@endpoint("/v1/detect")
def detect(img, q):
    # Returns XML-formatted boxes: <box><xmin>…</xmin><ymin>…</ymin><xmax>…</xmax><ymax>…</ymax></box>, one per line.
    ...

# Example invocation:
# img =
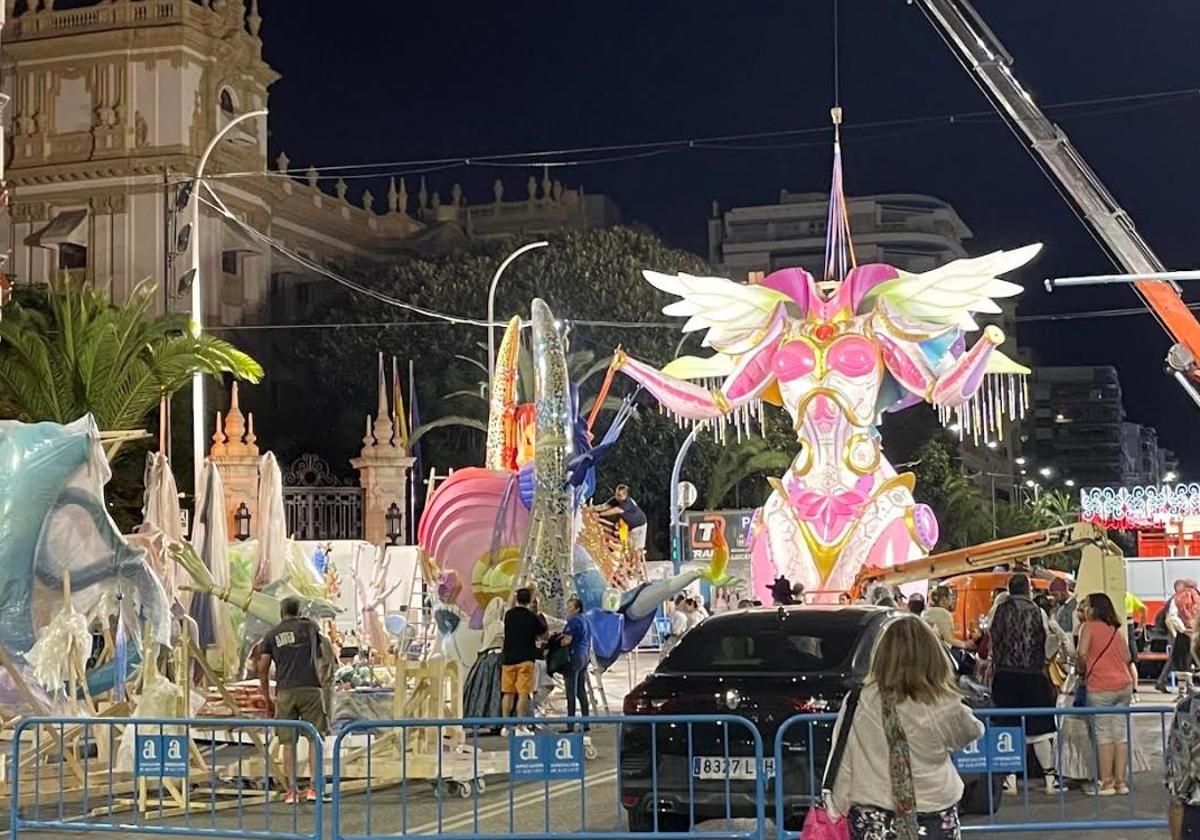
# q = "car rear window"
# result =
<box><xmin>661</xmin><ymin>618</ymin><xmax>862</xmax><ymax>673</ymax></box>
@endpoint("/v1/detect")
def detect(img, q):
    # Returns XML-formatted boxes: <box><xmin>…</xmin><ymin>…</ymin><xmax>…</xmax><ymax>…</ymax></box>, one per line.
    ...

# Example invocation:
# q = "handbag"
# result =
<box><xmin>800</xmin><ymin>688</ymin><xmax>861</xmax><ymax>840</ymax></box>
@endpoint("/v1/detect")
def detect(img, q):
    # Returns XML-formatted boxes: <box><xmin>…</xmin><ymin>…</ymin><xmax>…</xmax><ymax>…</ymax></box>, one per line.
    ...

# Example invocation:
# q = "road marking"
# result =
<box><xmin>404</xmin><ymin>768</ymin><xmax>618</xmax><ymax>834</ymax></box>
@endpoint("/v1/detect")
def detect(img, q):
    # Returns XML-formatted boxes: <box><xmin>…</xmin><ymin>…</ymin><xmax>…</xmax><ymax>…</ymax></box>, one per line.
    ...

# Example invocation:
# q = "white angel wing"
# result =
<box><xmin>644</xmin><ymin>270</ymin><xmax>789</xmax><ymax>356</ymax></box>
<box><xmin>860</xmin><ymin>244</ymin><xmax>1041</xmax><ymax>331</ymax></box>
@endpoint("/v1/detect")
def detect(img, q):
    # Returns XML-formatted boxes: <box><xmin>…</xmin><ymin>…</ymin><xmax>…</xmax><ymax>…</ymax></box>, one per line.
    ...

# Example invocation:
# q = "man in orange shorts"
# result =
<box><xmin>501</xmin><ymin>587</ymin><xmax>545</xmax><ymax>733</ymax></box>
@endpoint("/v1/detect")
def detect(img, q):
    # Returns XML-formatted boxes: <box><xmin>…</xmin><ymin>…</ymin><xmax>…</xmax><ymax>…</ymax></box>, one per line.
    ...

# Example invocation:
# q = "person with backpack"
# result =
<box><xmin>824</xmin><ymin>616</ymin><xmax>984</xmax><ymax>839</ymax></box>
<box><xmin>989</xmin><ymin>573</ymin><xmax>1062</xmax><ymax>793</ymax></box>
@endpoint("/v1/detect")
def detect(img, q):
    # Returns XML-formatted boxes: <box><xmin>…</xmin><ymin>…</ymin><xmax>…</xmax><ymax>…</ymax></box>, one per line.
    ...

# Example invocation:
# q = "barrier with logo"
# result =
<box><xmin>8</xmin><ymin>707</ymin><xmax>1176</xmax><ymax>839</ymax></box>
<box><xmin>9</xmin><ymin>716</ymin><xmax>323</xmax><ymax>840</ymax></box>
<box><xmin>330</xmin><ymin>714</ymin><xmax>766</xmax><ymax>840</ymax></box>
<box><xmin>773</xmin><ymin>705</ymin><xmax>1174</xmax><ymax>836</ymax></box>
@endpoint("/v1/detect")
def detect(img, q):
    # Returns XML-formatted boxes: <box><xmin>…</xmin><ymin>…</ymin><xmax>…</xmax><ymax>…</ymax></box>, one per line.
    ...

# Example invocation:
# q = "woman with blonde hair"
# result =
<box><xmin>828</xmin><ymin>616</ymin><xmax>984</xmax><ymax>839</ymax></box>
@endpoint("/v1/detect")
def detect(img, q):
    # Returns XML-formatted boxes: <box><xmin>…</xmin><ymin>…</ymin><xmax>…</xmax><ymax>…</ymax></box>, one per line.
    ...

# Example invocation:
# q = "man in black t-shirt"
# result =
<box><xmin>501</xmin><ymin>587</ymin><xmax>546</xmax><ymax>731</ymax></box>
<box><xmin>258</xmin><ymin>597</ymin><xmax>328</xmax><ymax>803</ymax></box>
<box><xmin>598</xmin><ymin>485</ymin><xmax>648</xmax><ymax>553</ymax></box>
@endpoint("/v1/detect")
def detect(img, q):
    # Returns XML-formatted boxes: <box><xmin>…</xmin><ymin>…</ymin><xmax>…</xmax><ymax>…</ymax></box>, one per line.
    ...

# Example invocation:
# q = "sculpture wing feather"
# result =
<box><xmin>644</xmin><ymin>270</ymin><xmax>789</xmax><ymax>356</ymax></box>
<box><xmin>860</xmin><ymin>244</ymin><xmax>1041</xmax><ymax>331</ymax></box>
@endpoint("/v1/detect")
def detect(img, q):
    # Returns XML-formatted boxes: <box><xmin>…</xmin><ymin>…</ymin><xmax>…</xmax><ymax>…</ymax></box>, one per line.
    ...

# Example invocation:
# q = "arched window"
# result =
<box><xmin>219</xmin><ymin>88</ymin><xmax>236</xmax><ymax>119</ymax></box>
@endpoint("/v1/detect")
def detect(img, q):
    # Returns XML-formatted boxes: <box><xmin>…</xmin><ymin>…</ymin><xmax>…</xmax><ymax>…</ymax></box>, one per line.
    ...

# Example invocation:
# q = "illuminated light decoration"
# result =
<box><xmin>1079</xmin><ymin>483</ymin><xmax>1200</xmax><ymax>530</ymax></box>
<box><xmin>614</xmin><ymin>142</ymin><xmax>1038</xmax><ymax>601</ymax></box>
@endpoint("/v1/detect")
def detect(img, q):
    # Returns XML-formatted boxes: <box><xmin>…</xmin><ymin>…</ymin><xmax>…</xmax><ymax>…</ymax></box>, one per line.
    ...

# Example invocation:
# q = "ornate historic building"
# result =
<box><xmin>0</xmin><ymin>0</ymin><xmax>620</xmax><ymax>327</ymax></box>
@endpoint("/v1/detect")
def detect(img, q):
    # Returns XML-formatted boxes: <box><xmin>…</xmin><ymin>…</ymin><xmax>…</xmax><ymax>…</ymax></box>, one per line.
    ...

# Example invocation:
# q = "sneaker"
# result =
<box><xmin>305</xmin><ymin>788</ymin><xmax>317</xmax><ymax>803</ymax></box>
<box><xmin>282</xmin><ymin>790</ymin><xmax>300</xmax><ymax>804</ymax></box>
<box><xmin>1002</xmin><ymin>774</ymin><xmax>1018</xmax><ymax>794</ymax></box>
<box><xmin>514</xmin><ymin>726</ymin><xmax>534</xmax><ymax>736</ymax></box>
<box><xmin>1044</xmin><ymin>774</ymin><xmax>1063</xmax><ymax>795</ymax></box>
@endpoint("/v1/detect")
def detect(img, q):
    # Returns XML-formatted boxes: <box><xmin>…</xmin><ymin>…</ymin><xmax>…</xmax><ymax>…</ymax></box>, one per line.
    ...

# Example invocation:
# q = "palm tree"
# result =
<box><xmin>0</xmin><ymin>280</ymin><xmax>262</xmax><ymax>459</ymax></box>
<box><xmin>703</xmin><ymin>435</ymin><xmax>793</xmax><ymax>510</ymax></box>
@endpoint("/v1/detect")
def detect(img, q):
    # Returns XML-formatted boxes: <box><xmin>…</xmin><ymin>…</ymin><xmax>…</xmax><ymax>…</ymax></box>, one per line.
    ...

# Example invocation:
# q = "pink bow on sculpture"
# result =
<box><xmin>788</xmin><ymin>475</ymin><xmax>875</xmax><ymax>542</ymax></box>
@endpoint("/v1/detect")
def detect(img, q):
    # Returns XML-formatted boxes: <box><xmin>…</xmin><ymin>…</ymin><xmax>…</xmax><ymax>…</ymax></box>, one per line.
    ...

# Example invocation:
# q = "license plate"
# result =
<box><xmin>691</xmin><ymin>756</ymin><xmax>775</xmax><ymax>780</ymax></box>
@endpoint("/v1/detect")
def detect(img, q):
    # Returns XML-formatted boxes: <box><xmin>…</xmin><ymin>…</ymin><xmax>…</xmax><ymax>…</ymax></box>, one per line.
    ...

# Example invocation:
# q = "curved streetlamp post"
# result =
<box><xmin>190</xmin><ymin>108</ymin><xmax>267</xmax><ymax>502</ymax></box>
<box><xmin>486</xmin><ymin>241</ymin><xmax>548</xmax><ymax>387</ymax></box>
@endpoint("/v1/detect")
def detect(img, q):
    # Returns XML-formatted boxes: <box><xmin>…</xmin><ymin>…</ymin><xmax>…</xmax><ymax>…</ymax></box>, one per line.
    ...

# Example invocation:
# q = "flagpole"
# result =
<box><xmin>408</xmin><ymin>357</ymin><xmax>417</xmax><ymax>545</ymax></box>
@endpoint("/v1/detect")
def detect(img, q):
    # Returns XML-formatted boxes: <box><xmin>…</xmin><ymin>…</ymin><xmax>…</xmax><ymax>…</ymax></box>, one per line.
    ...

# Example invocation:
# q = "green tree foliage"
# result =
<box><xmin>260</xmin><ymin>227</ymin><xmax>805</xmax><ymax>551</ymax></box>
<box><xmin>0</xmin><ymin>280</ymin><xmax>262</xmax><ymax>438</ymax></box>
<box><xmin>0</xmin><ymin>281</ymin><xmax>262</xmax><ymax>531</ymax></box>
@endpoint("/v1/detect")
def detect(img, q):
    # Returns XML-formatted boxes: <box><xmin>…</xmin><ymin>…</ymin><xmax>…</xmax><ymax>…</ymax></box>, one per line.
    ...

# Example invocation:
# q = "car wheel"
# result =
<box><xmin>959</xmin><ymin>777</ymin><xmax>1003</xmax><ymax>815</ymax></box>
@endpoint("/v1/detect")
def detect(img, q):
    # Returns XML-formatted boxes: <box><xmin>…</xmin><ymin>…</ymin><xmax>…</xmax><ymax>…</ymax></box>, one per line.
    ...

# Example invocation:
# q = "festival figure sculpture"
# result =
<box><xmin>615</xmin><ymin>240</ymin><xmax>1037</xmax><ymax>601</ymax></box>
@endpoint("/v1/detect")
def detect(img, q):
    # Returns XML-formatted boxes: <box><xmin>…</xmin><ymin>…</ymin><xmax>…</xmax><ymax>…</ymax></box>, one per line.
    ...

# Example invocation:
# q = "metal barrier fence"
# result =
<box><xmin>9</xmin><ymin>716</ymin><xmax>323</xmax><ymax>840</ymax></box>
<box><xmin>330</xmin><ymin>715</ymin><xmax>766</xmax><ymax>840</ymax></box>
<box><xmin>774</xmin><ymin>704</ymin><xmax>1174</xmax><ymax>837</ymax></box>
<box><xmin>6</xmin><ymin>707</ymin><xmax>1179</xmax><ymax>839</ymax></box>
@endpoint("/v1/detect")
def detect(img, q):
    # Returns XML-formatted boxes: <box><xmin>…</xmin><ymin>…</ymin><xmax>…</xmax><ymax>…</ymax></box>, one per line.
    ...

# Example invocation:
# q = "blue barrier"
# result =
<box><xmin>9</xmin><ymin>716</ymin><xmax>323</xmax><ymax>840</ymax></box>
<box><xmin>330</xmin><ymin>714</ymin><xmax>766</xmax><ymax>840</ymax></box>
<box><xmin>6</xmin><ymin>706</ymin><xmax>1177</xmax><ymax>839</ymax></box>
<box><xmin>772</xmin><ymin>704</ymin><xmax>1174</xmax><ymax>837</ymax></box>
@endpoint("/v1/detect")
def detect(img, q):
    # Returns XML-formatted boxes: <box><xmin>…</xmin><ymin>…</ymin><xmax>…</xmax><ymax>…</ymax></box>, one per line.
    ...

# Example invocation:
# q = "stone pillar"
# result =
<box><xmin>210</xmin><ymin>381</ymin><xmax>261</xmax><ymax>539</ymax></box>
<box><xmin>352</xmin><ymin>356</ymin><xmax>414</xmax><ymax>546</ymax></box>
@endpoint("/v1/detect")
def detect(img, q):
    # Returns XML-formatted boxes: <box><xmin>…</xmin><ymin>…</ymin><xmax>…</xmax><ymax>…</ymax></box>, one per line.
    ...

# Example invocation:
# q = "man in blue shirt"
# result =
<box><xmin>560</xmin><ymin>595</ymin><xmax>592</xmax><ymax>733</ymax></box>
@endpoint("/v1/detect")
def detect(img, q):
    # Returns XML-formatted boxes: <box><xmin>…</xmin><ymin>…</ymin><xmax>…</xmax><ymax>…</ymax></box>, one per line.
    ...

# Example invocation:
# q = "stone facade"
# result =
<box><xmin>0</xmin><ymin>1</ymin><xmax>620</xmax><ymax>328</ymax></box>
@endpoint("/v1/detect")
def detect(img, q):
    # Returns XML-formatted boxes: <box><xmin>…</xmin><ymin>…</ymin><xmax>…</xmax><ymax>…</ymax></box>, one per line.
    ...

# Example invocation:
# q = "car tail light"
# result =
<box><xmin>624</xmin><ymin>683</ymin><xmax>673</xmax><ymax>715</ymax></box>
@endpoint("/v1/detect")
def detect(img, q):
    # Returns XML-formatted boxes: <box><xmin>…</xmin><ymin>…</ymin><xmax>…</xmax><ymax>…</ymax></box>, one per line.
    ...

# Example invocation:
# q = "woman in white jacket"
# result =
<box><xmin>829</xmin><ymin>615</ymin><xmax>985</xmax><ymax>840</ymax></box>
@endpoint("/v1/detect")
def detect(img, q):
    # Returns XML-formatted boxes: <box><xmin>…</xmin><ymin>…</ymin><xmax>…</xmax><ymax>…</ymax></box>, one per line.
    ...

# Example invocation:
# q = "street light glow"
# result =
<box><xmin>1015</xmin><ymin>456</ymin><xmax>1027</xmax><ymax>466</ymax></box>
<box><xmin>1064</xmin><ymin>479</ymin><xmax>1076</xmax><ymax>487</ymax></box>
<box><xmin>1165</xmin><ymin>471</ymin><xmax>1179</xmax><ymax>483</ymax></box>
<box><xmin>1039</xmin><ymin>466</ymin><xmax>1053</xmax><ymax>478</ymax></box>
<box><xmin>1025</xmin><ymin>479</ymin><xmax>1037</xmax><ymax>488</ymax></box>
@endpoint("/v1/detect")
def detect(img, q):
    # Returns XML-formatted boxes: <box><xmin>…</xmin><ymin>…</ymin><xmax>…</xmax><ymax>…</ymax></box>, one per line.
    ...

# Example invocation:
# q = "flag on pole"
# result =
<box><xmin>408</xmin><ymin>358</ymin><xmax>422</xmax><ymax>541</ymax></box>
<box><xmin>392</xmin><ymin>356</ymin><xmax>409</xmax><ymax>447</ymax></box>
<box><xmin>409</xmin><ymin>359</ymin><xmax>422</xmax><ymax>477</ymax></box>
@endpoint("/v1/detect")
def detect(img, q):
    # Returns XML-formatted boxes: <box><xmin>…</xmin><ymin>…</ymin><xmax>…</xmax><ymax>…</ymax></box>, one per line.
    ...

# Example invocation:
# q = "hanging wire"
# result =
<box><xmin>832</xmin><ymin>0</ymin><xmax>841</xmax><ymax>110</ymax></box>
<box><xmin>200</xmin><ymin>87</ymin><xmax>1200</xmax><ymax>183</ymax></box>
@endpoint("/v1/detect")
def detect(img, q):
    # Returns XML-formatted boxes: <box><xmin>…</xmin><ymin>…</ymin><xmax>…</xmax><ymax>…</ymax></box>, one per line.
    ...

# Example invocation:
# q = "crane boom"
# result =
<box><xmin>909</xmin><ymin>0</ymin><xmax>1200</xmax><ymax>373</ymax></box>
<box><xmin>851</xmin><ymin>522</ymin><xmax>1116</xmax><ymax>594</ymax></box>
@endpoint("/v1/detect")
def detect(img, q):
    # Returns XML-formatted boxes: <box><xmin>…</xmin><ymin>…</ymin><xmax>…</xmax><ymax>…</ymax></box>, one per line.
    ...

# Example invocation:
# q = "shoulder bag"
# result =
<box><xmin>799</xmin><ymin>687</ymin><xmax>861</xmax><ymax>840</ymax></box>
<box><xmin>1074</xmin><ymin>626</ymin><xmax>1119</xmax><ymax>708</ymax></box>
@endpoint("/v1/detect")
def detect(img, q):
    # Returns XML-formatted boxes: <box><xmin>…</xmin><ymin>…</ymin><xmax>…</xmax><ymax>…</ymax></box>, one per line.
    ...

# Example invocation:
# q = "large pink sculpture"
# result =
<box><xmin>615</xmin><ymin>166</ymin><xmax>1036</xmax><ymax>601</ymax></box>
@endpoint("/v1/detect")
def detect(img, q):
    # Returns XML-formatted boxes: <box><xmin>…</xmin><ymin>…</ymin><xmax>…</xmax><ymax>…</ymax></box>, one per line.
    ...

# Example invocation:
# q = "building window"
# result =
<box><xmin>296</xmin><ymin>284</ymin><xmax>310</xmax><ymax>307</ymax></box>
<box><xmin>59</xmin><ymin>243</ymin><xmax>87</xmax><ymax>271</ymax></box>
<box><xmin>219</xmin><ymin>88</ymin><xmax>236</xmax><ymax>119</ymax></box>
<box><xmin>221</xmin><ymin>250</ymin><xmax>240</xmax><ymax>276</ymax></box>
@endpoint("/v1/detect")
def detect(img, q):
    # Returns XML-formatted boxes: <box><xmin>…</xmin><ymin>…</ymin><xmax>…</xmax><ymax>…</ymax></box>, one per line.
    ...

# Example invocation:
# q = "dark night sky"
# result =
<box><xmin>257</xmin><ymin>0</ymin><xmax>1200</xmax><ymax>470</ymax></box>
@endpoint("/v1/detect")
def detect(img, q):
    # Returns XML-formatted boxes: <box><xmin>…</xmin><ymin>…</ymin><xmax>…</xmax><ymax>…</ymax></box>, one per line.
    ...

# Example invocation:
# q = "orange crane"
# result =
<box><xmin>910</xmin><ymin>0</ymin><xmax>1200</xmax><ymax>387</ymax></box>
<box><xmin>851</xmin><ymin>522</ymin><xmax>1126</xmax><ymax>637</ymax></box>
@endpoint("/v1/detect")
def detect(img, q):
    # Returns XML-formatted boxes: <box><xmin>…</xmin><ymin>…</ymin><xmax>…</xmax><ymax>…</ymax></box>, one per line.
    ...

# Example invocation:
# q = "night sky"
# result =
<box><xmin>258</xmin><ymin>1</ymin><xmax>1200</xmax><ymax>469</ymax></box>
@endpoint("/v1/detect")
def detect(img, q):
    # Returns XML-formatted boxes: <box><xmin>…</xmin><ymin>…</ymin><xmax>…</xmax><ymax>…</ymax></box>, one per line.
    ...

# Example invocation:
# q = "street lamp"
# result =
<box><xmin>486</xmin><ymin>241</ymin><xmax>549</xmax><ymax>387</ymax></box>
<box><xmin>234</xmin><ymin>501</ymin><xmax>252</xmax><ymax>541</ymax></box>
<box><xmin>385</xmin><ymin>502</ymin><xmax>403</xmax><ymax>545</ymax></box>
<box><xmin>190</xmin><ymin>108</ymin><xmax>268</xmax><ymax>502</ymax></box>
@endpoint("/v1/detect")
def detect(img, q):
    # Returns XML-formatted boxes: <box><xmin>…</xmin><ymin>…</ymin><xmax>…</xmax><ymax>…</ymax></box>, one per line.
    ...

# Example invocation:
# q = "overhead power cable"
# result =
<box><xmin>201</xmin><ymin>87</ymin><xmax>1200</xmax><ymax>183</ymax></box>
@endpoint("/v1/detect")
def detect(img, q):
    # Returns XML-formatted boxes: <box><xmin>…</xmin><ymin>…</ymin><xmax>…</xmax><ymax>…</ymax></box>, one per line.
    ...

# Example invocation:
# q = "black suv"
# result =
<box><xmin>619</xmin><ymin>606</ymin><xmax>1000</xmax><ymax>831</ymax></box>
